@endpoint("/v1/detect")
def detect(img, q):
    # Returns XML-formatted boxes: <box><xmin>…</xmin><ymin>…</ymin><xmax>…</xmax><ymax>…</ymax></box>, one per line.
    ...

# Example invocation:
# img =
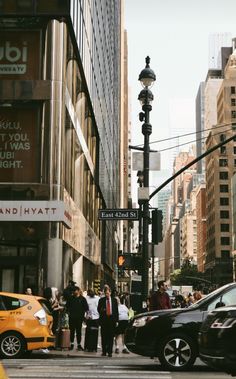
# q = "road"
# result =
<box><xmin>2</xmin><ymin>352</ymin><xmax>232</xmax><ymax>379</ymax></box>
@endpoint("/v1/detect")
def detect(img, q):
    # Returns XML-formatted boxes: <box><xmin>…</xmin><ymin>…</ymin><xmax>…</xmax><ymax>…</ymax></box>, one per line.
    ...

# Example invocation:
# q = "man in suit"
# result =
<box><xmin>97</xmin><ymin>286</ymin><xmax>118</xmax><ymax>357</ymax></box>
<box><xmin>67</xmin><ymin>286</ymin><xmax>89</xmax><ymax>350</ymax></box>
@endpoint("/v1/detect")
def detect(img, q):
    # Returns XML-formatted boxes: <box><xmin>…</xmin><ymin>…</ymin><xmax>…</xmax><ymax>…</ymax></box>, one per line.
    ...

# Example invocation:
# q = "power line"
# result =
<box><xmin>157</xmin><ymin>127</ymin><xmax>233</xmax><ymax>153</ymax></box>
<box><xmin>134</xmin><ymin>122</ymin><xmax>233</xmax><ymax>148</ymax></box>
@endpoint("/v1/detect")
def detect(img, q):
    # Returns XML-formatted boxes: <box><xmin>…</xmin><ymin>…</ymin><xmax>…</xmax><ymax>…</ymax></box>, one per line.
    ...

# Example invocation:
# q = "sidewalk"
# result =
<box><xmin>35</xmin><ymin>348</ymin><xmax>134</xmax><ymax>359</ymax></box>
<box><xmin>37</xmin><ymin>325</ymin><xmax>133</xmax><ymax>359</ymax></box>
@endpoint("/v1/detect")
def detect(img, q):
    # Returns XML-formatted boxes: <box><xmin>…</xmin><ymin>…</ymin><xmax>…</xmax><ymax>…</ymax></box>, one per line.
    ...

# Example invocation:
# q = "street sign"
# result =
<box><xmin>98</xmin><ymin>209</ymin><xmax>139</xmax><ymax>220</ymax></box>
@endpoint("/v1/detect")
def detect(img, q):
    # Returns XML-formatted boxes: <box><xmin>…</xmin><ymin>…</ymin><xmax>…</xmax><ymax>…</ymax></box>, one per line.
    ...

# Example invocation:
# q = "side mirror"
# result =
<box><xmin>215</xmin><ymin>301</ymin><xmax>225</xmax><ymax>309</ymax></box>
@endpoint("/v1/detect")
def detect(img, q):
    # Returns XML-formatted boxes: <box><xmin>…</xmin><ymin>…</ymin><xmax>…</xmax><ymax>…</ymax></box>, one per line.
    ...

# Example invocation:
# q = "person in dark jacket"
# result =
<box><xmin>97</xmin><ymin>286</ymin><xmax>119</xmax><ymax>357</ymax></box>
<box><xmin>67</xmin><ymin>286</ymin><xmax>89</xmax><ymax>350</ymax></box>
<box><xmin>149</xmin><ymin>280</ymin><xmax>172</xmax><ymax>310</ymax></box>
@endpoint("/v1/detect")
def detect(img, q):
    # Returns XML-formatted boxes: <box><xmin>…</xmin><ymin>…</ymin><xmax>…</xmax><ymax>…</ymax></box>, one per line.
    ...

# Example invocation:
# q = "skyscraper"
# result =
<box><xmin>0</xmin><ymin>1</ymin><xmax>123</xmax><ymax>292</ymax></box>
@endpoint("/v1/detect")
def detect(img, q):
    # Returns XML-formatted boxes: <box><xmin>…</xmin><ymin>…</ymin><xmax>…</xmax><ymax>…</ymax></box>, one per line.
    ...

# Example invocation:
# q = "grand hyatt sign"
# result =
<box><xmin>0</xmin><ymin>201</ymin><xmax>72</xmax><ymax>228</ymax></box>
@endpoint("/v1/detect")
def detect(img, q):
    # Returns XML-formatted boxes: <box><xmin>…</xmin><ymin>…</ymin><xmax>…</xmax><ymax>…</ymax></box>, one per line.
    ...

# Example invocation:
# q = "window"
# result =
<box><xmin>0</xmin><ymin>297</ymin><xmax>6</xmax><ymax>311</ymax></box>
<box><xmin>1</xmin><ymin>296</ymin><xmax>28</xmax><ymax>310</ymax></box>
<box><xmin>232</xmin><ymin>110</ymin><xmax>236</xmax><ymax>119</ymax></box>
<box><xmin>220</xmin><ymin>197</ymin><xmax>229</xmax><ymax>205</ymax></box>
<box><xmin>234</xmin><ymin>147</ymin><xmax>236</xmax><ymax>154</ymax></box>
<box><xmin>219</xmin><ymin>159</ymin><xmax>228</xmax><ymax>167</ymax></box>
<box><xmin>231</xmin><ymin>86</ymin><xmax>236</xmax><ymax>94</ymax></box>
<box><xmin>220</xmin><ymin>185</ymin><xmax>229</xmax><ymax>192</ymax></box>
<box><xmin>234</xmin><ymin>159</ymin><xmax>236</xmax><ymax>167</ymax></box>
<box><xmin>219</xmin><ymin>171</ymin><xmax>228</xmax><ymax>180</ymax></box>
<box><xmin>221</xmin><ymin>223</ymin><xmax>230</xmax><ymax>232</ymax></box>
<box><xmin>232</xmin><ymin>98</ymin><xmax>236</xmax><ymax>106</ymax></box>
<box><xmin>221</xmin><ymin>237</ymin><xmax>230</xmax><ymax>245</ymax></box>
<box><xmin>220</xmin><ymin>146</ymin><xmax>226</xmax><ymax>154</ymax></box>
<box><xmin>220</xmin><ymin>210</ymin><xmax>229</xmax><ymax>218</ymax></box>
<box><xmin>221</xmin><ymin>250</ymin><xmax>230</xmax><ymax>259</ymax></box>
<box><xmin>220</xmin><ymin>134</ymin><xmax>226</xmax><ymax>142</ymax></box>
<box><xmin>208</xmin><ymin>287</ymin><xmax>236</xmax><ymax>311</ymax></box>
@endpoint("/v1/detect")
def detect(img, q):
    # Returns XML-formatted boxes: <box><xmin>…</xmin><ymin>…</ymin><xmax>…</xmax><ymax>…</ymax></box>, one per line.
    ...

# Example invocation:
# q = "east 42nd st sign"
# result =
<box><xmin>98</xmin><ymin>209</ymin><xmax>139</xmax><ymax>220</ymax></box>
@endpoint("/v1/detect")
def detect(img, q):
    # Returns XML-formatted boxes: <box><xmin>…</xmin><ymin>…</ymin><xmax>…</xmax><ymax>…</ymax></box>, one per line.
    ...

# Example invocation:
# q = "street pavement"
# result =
<box><xmin>2</xmin><ymin>350</ymin><xmax>233</xmax><ymax>379</ymax></box>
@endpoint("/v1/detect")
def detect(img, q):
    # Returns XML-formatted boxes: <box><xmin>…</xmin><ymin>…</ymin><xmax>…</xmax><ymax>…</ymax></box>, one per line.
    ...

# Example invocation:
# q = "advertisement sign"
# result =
<box><xmin>0</xmin><ymin>107</ymin><xmax>40</xmax><ymax>182</ymax></box>
<box><xmin>0</xmin><ymin>30</ymin><xmax>41</xmax><ymax>79</ymax></box>
<box><xmin>0</xmin><ymin>201</ymin><xmax>72</xmax><ymax>229</ymax></box>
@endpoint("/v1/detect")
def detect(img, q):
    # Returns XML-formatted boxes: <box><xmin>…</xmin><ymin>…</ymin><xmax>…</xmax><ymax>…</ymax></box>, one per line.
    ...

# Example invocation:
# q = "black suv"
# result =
<box><xmin>199</xmin><ymin>305</ymin><xmax>236</xmax><ymax>376</ymax></box>
<box><xmin>125</xmin><ymin>282</ymin><xmax>236</xmax><ymax>371</ymax></box>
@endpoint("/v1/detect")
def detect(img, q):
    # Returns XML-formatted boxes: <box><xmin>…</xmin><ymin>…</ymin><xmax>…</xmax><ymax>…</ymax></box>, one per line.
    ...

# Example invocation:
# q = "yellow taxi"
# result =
<box><xmin>0</xmin><ymin>292</ymin><xmax>55</xmax><ymax>358</ymax></box>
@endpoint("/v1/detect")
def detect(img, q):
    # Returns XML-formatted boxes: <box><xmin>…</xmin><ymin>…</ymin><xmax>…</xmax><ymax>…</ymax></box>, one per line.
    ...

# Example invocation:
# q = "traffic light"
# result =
<box><xmin>117</xmin><ymin>253</ymin><xmax>142</xmax><ymax>271</ymax></box>
<box><xmin>152</xmin><ymin>209</ymin><xmax>163</xmax><ymax>244</ymax></box>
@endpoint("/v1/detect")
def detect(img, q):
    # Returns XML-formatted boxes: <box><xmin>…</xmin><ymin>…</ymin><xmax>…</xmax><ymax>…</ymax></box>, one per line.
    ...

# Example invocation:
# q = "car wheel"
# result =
<box><xmin>0</xmin><ymin>332</ymin><xmax>26</xmax><ymax>359</ymax></box>
<box><xmin>158</xmin><ymin>333</ymin><xmax>197</xmax><ymax>371</ymax></box>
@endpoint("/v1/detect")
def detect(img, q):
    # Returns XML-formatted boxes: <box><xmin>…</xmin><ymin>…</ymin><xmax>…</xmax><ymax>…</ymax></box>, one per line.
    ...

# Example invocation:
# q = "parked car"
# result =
<box><xmin>199</xmin><ymin>305</ymin><xmax>236</xmax><ymax>376</ymax></box>
<box><xmin>124</xmin><ymin>282</ymin><xmax>236</xmax><ymax>371</ymax></box>
<box><xmin>0</xmin><ymin>292</ymin><xmax>55</xmax><ymax>358</ymax></box>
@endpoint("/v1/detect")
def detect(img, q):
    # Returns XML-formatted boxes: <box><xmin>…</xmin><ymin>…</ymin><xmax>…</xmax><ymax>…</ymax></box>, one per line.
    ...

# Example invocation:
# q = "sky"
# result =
<box><xmin>125</xmin><ymin>0</ymin><xmax>236</xmax><ymax>176</ymax></box>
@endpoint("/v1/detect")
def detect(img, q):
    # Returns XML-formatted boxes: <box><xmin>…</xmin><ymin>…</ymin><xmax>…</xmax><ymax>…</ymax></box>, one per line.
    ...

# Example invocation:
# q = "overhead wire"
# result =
<box><xmin>134</xmin><ymin>122</ymin><xmax>234</xmax><ymax>148</ymax></box>
<box><xmin>157</xmin><ymin>127</ymin><xmax>233</xmax><ymax>153</ymax></box>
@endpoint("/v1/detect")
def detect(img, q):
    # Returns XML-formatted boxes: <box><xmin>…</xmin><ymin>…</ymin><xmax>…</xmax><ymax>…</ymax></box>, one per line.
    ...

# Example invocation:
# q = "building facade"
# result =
<box><xmin>0</xmin><ymin>0</ymin><xmax>123</xmax><ymax>294</ymax></box>
<box><xmin>205</xmin><ymin>47</ymin><xmax>236</xmax><ymax>284</ymax></box>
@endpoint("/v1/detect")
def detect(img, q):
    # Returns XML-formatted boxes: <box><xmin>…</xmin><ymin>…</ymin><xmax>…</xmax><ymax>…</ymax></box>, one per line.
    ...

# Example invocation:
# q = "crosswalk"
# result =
<box><xmin>3</xmin><ymin>358</ymin><xmax>172</xmax><ymax>379</ymax></box>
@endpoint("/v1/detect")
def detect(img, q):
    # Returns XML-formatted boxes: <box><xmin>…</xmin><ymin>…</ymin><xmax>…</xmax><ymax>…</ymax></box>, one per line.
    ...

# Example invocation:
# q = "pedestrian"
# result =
<box><xmin>63</xmin><ymin>280</ymin><xmax>76</xmax><ymax>307</ymax></box>
<box><xmin>84</xmin><ymin>289</ymin><xmax>100</xmax><ymax>352</ymax></box>
<box><xmin>51</xmin><ymin>287</ymin><xmax>63</xmax><ymax>334</ymax></box>
<box><xmin>193</xmin><ymin>290</ymin><xmax>202</xmax><ymax>303</ymax></box>
<box><xmin>25</xmin><ymin>288</ymin><xmax>33</xmax><ymax>295</ymax></box>
<box><xmin>67</xmin><ymin>286</ymin><xmax>89</xmax><ymax>351</ymax></box>
<box><xmin>97</xmin><ymin>286</ymin><xmax>118</xmax><ymax>357</ymax></box>
<box><xmin>114</xmin><ymin>296</ymin><xmax>129</xmax><ymax>354</ymax></box>
<box><xmin>149</xmin><ymin>280</ymin><xmax>172</xmax><ymax>310</ymax></box>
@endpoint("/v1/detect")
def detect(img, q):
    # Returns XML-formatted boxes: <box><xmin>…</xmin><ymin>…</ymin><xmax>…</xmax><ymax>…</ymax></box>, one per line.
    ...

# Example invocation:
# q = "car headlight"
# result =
<box><xmin>133</xmin><ymin>315</ymin><xmax>158</xmax><ymax>328</ymax></box>
<box><xmin>34</xmin><ymin>308</ymin><xmax>47</xmax><ymax>325</ymax></box>
<box><xmin>210</xmin><ymin>317</ymin><xmax>236</xmax><ymax>329</ymax></box>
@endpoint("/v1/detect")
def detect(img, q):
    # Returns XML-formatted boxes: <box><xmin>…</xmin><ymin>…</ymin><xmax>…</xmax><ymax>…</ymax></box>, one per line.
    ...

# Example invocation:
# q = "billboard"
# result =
<box><xmin>0</xmin><ymin>107</ymin><xmax>41</xmax><ymax>182</ymax></box>
<box><xmin>0</xmin><ymin>30</ymin><xmax>41</xmax><ymax>79</ymax></box>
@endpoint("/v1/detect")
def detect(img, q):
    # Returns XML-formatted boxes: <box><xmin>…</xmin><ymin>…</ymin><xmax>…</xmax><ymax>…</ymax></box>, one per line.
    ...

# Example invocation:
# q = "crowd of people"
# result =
<box><xmin>24</xmin><ymin>280</ymin><xmax>203</xmax><ymax>356</ymax></box>
<box><xmin>148</xmin><ymin>280</ymin><xmax>203</xmax><ymax>311</ymax></box>
<box><xmin>25</xmin><ymin>282</ymin><xmax>133</xmax><ymax>357</ymax></box>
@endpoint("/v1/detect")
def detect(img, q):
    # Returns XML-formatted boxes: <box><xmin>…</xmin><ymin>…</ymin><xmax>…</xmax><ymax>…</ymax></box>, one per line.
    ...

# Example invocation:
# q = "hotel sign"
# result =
<box><xmin>0</xmin><ymin>201</ymin><xmax>72</xmax><ymax>229</ymax></box>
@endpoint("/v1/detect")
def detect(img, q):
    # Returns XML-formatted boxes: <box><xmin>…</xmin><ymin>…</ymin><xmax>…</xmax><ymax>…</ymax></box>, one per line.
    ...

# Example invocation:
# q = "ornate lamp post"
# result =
<box><xmin>138</xmin><ymin>56</ymin><xmax>156</xmax><ymax>308</ymax></box>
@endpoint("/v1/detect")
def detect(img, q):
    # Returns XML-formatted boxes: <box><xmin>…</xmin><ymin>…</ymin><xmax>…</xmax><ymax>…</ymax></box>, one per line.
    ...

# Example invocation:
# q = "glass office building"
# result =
<box><xmin>0</xmin><ymin>0</ymin><xmax>122</xmax><ymax>293</ymax></box>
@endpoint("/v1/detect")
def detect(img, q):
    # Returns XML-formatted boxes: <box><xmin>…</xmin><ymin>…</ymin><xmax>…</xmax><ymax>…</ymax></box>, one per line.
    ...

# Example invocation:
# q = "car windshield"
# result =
<box><xmin>187</xmin><ymin>283</ymin><xmax>233</xmax><ymax>309</ymax></box>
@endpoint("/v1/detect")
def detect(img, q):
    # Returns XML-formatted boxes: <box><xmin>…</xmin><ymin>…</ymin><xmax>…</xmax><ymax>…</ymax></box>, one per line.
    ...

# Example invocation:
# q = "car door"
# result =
<box><xmin>0</xmin><ymin>295</ymin><xmax>10</xmax><ymax>333</ymax></box>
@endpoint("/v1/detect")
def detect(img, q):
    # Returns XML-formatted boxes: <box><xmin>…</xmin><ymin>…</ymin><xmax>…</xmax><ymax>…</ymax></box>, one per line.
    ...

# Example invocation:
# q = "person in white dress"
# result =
<box><xmin>114</xmin><ymin>296</ymin><xmax>129</xmax><ymax>354</ymax></box>
<box><xmin>84</xmin><ymin>289</ymin><xmax>100</xmax><ymax>352</ymax></box>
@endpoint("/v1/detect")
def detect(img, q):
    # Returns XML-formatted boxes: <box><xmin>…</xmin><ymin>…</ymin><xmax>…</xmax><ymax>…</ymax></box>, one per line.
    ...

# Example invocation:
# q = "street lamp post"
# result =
<box><xmin>138</xmin><ymin>56</ymin><xmax>156</xmax><ymax>308</ymax></box>
<box><xmin>137</xmin><ymin>170</ymin><xmax>144</xmax><ymax>253</ymax></box>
